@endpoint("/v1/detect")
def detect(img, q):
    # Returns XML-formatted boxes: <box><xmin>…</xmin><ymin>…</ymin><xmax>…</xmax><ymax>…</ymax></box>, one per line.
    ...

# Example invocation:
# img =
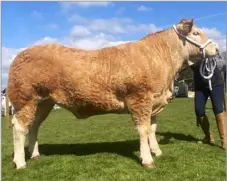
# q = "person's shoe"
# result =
<box><xmin>197</xmin><ymin>115</ymin><xmax>215</xmax><ymax>144</ymax></box>
<box><xmin>215</xmin><ymin>112</ymin><xmax>226</xmax><ymax>150</ymax></box>
<box><xmin>200</xmin><ymin>135</ymin><xmax>215</xmax><ymax>144</ymax></box>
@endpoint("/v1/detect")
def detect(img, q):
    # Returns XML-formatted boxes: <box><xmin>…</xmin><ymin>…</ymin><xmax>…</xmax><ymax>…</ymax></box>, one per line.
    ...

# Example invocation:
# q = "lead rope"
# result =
<box><xmin>199</xmin><ymin>48</ymin><xmax>217</xmax><ymax>91</ymax></box>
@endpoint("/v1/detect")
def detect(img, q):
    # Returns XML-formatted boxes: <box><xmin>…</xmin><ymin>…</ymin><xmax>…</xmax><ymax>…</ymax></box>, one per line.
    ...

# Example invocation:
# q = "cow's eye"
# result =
<box><xmin>193</xmin><ymin>31</ymin><xmax>200</xmax><ymax>36</ymax></box>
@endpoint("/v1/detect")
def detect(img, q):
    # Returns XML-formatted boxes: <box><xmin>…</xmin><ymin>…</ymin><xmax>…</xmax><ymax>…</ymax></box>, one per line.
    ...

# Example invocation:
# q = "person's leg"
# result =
<box><xmin>210</xmin><ymin>84</ymin><xmax>226</xmax><ymax>149</ymax></box>
<box><xmin>194</xmin><ymin>88</ymin><xmax>214</xmax><ymax>143</ymax></box>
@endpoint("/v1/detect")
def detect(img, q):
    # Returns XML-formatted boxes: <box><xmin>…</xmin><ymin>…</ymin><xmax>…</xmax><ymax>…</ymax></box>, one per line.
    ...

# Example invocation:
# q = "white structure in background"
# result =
<box><xmin>1</xmin><ymin>95</ymin><xmax>14</xmax><ymax>116</ymax></box>
<box><xmin>54</xmin><ymin>104</ymin><xmax>61</xmax><ymax>110</ymax></box>
<box><xmin>188</xmin><ymin>91</ymin><xmax>195</xmax><ymax>98</ymax></box>
<box><xmin>176</xmin><ymin>80</ymin><xmax>188</xmax><ymax>98</ymax></box>
<box><xmin>174</xmin><ymin>86</ymin><xmax>179</xmax><ymax>97</ymax></box>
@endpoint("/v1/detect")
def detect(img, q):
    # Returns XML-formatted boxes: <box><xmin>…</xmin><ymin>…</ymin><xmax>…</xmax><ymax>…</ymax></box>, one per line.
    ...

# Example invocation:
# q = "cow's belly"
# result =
<box><xmin>55</xmin><ymin>92</ymin><xmax>127</xmax><ymax>119</ymax></box>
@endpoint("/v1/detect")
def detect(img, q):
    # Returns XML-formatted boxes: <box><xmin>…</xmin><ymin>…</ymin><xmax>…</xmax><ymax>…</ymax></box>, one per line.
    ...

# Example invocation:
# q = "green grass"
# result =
<box><xmin>1</xmin><ymin>98</ymin><xmax>226</xmax><ymax>181</ymax></box>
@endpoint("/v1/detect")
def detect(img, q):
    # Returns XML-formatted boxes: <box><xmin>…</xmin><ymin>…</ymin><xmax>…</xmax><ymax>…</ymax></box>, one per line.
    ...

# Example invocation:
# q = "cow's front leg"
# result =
<box><xmin>129</xmin><ymin>97</ymin><xmax>155</xmax><ymax>168</ymax></box>
<box><xmin>148</xmin><ymin>116</ymin><xmax>162</xmax><ymax>157</ymax></box>
<box><xmin>136</xmin><ymin>122</ymin><xmax>155</xmax><ymax>167</ymax></box>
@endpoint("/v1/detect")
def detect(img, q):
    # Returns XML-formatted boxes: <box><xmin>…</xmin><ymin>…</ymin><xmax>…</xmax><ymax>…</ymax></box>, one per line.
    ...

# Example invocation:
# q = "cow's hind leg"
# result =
<box><xmin>149</xmin><ymin>116</ymin><xmax>162</xmax><ymax>157</ymax></box>
<box><xmin>12</xmin><ymin>101</ymin><xmax>36</xmax><ymax>169</ymax></box>
<box><xmin>29</xmin><ymin>99</ymin><xmax>55</xmax><ymax>160</ymax></box>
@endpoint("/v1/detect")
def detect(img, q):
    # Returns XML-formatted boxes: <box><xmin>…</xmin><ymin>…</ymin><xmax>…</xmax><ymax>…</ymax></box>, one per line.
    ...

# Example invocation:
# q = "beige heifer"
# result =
<box><xmin>7</xmin><ymin>18</ymin><xmax>218</xmax><ymax>169</ymax></box>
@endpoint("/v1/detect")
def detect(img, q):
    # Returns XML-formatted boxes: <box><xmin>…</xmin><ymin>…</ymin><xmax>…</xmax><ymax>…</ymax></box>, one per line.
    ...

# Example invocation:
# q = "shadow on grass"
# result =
<box><xmin>23</xmin><ymin>132</ymin><xmax>201</xmax><ymax>162</ymax></box>
<box><xmin>156</xmin><ymin>132</ymin><xmax>199</xmax><ymax>144</ymax></box>
<box><xmin>157</xmin><ymin>132</ymin><xmax>220</xmax><ymax>148</ymax></box>
<box><xmin>28</xmin><ymin>140</ymin><xmax>141</xmax><ymax>164</ymax></box>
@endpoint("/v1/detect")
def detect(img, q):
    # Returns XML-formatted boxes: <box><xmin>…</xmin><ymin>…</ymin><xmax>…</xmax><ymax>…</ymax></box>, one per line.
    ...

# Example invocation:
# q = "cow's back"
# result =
<box><xmin>7</xmin><ymin>44</ymin><xmax>129</xmax><ymax>114</ymax></box>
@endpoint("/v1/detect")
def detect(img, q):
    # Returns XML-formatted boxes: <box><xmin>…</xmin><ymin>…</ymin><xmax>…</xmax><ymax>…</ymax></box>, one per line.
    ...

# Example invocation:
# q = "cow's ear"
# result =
<box><xmin>176</xmin><ymin>18</ymin><xmax>194</xmax><ymax>35</ymax></box>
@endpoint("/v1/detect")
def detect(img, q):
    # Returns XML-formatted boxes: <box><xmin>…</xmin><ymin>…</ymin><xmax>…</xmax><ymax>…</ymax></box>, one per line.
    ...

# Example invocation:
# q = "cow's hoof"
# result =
<box><xmin>31</xmin><ymin>155</ymin><xmax>40</xmax><ymax>161</ymax></box>
<box><xmin>13</xmin><ymin>162</ymin><xmax>27</xmax><ymax>169</ymax></box>
<box><xmin>17</xmin><ymin>164</ymin><xmax>27</xmax><ymax>170</ymax></box>
<box><xmin>151</xmin><ymin>149</ymin><xmax>162</xmax><ymax>157</ymax></box>
<box><xmin>142</xmin><ymin>162</ymin><xmax>156</xmax><ymax>168</ymax></box>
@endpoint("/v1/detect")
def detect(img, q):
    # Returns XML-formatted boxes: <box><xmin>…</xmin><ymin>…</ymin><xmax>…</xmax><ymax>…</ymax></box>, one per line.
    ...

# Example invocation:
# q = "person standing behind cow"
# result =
<box><xmin>190</xmin><ymin>56</ymin><xmax>226</xmax><ymax>150</ymax></box>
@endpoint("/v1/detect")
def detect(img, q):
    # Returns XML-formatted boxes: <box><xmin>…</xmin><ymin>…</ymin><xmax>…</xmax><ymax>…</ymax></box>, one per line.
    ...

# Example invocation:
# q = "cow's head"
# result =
<box><xmin>174</xmin><ymin>18</ymin><xmax>218</xmax><ymax>64</ymax></box>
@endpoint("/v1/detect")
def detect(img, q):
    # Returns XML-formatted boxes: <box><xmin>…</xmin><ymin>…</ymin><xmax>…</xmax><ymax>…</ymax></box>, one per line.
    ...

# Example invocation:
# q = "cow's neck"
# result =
<box><xmin>140</xmin><ymin>28</ymin><xmax>189</xmax><ymax>75</ymax></box>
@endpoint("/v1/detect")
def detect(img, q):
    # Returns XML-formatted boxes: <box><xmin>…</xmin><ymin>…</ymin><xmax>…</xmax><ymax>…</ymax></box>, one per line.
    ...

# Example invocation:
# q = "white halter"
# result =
<box><xmin>173</xmin><ymin>25</ymin><xmax>216</xmax><ymax>90</ymax></box>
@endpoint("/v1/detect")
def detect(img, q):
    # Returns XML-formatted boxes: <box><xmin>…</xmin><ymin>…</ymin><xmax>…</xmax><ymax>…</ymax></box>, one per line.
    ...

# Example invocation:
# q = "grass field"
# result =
<box><xmin>1</xmin><ymin>98</ymin><xmax>226</xmax><ymax>181</ymax></box>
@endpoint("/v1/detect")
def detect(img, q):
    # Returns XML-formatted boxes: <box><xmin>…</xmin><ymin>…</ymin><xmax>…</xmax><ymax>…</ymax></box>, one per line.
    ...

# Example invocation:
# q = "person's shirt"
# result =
<box><xmin>191</xmin><ymin>61</ymin><xmax>224</xmax><ymax>90</ymax></box>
